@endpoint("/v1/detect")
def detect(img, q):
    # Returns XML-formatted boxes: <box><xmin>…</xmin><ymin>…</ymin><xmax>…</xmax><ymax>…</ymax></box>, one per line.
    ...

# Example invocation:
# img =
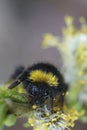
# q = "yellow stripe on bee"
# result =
<box><xmin>29</xmin><ymin>70</ymin><xmax>58</xmax><ymax>87</ymax></box>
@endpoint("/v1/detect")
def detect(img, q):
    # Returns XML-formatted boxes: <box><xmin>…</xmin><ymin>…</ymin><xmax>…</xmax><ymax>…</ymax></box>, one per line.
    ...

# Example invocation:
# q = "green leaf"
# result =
<box><xmin>0</xmin><ymin>88</ymin><xmax>28</xmax><ymax>103</ymax></box>
<box><xmin>0</xmin><ymin>103</ymin><xmax>7</xmax><ymax>125</ymax></box>
<box><xmin>4</xmin><ymin>114</ymin><xmax>16</xmax><ymax>126</ymax></box>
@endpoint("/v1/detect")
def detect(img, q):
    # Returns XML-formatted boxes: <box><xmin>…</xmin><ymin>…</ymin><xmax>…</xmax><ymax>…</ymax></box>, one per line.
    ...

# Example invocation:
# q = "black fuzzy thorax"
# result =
<box><xmin>28</xmin><ymin>63</ymin><xmax>63</xmax><ymax>81</ymax></box>
<box><xmin>26</xmin><ymin>63</ymin><xmax>68</xmax><ymax>93</ymax></box>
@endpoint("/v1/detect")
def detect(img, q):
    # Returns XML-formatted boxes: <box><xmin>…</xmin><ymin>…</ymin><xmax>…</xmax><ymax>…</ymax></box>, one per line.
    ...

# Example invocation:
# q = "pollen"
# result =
<box><xmin>29</xmin><ymin>70</ymin><xmax>58</xmax><ymax>87</ymax></box>
<box><xmin>32</xmin><ymin>105</ymin><xmax>37</xmax><ymax>109</ymax></box>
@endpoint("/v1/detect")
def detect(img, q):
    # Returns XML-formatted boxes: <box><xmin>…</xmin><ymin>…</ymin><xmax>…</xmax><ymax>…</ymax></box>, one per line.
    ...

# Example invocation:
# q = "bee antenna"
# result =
<box><xmin>8</xmin><ymin>80</ymin><xmax>21</xmax><ymax>89</ymax></box>
<box><xmin>8</xmin><ymin>69</ymin><xmax>28</xmax><ymax>89</ymax></box>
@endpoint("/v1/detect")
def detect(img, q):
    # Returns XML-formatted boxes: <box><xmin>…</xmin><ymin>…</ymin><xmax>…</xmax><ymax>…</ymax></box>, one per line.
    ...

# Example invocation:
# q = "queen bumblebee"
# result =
<box><xmin>8</xmin><ymin>63</ymin><xmax>68</xmax><ymax>111</ymax></box>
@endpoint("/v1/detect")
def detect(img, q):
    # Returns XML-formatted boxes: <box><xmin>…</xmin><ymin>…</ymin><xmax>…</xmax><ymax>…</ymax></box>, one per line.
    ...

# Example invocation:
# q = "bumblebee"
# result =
<box><xmin>8</xmin><ymin>63</ymin><xmax>68</xmax><ymax>111</ymax></box>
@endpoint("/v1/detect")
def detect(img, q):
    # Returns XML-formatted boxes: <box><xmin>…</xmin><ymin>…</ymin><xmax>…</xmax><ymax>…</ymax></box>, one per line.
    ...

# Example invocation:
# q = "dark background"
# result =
<box><xmin>0</xmin><ymin>0</ymin><xmax>87</xmax><ymax>129</ymax></box>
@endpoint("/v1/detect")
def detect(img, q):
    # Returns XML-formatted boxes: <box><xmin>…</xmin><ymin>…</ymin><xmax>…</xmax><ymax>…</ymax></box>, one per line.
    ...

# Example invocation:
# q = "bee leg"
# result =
<box><xmin>51</xmin><ymin>96</ymin><xmax>54</xmax><ymax>112</ymax></box>
<box><xmin>59</xmin><ymin>94</ymin><xmax>64</xmax><ymax>113</ymax></box>
<box><xmin>48</xmin><ymin>96</ymin><xmax>54</xmax><ymax>113</ymax></box>
<box><xmin>47</xmin><ymin>96</ymin><xmax>51</xmax><ymax>110</ymax></box>
<box><xmin>21</xmin><ymin>93</ymin><xmax>32</xmax><ymax>105</ymax></box>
